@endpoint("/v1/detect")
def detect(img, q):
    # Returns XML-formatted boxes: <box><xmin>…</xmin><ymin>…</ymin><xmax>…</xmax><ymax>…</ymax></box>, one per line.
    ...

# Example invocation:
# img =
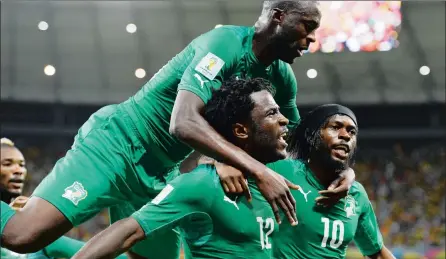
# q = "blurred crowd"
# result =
<box><xmin>310</xmin><ymin>1</ymin><xmax>401</xmax><ymax>53</ymax></box>
<box><xmin>18</xmin><ymin>140</ymin><xmax>445</xmax><ymax>257</ymax></box>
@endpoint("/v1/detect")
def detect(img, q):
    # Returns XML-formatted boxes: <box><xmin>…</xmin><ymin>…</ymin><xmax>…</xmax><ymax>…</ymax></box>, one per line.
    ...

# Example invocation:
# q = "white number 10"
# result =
<box><xmin>321</xmin><ymin>217</ymin><xmax>344</xmax><ymax>249</ymax></box>
<box><xmin>257</xmin><ymin>217</ymin><xmax>274</xmax><ymax>250</ymax></box>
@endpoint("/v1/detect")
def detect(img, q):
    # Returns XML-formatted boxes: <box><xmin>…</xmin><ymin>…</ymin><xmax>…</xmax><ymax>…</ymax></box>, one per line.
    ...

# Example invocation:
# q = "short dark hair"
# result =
<box><xmin>262</xmin><ymin>0</ymin><xmax>320</xmax><ymax>16</ymax></box>
<box><xmin>204</xmin><ymin>77</ymin><xmax>275</xmax><ymax>143</ymax></box>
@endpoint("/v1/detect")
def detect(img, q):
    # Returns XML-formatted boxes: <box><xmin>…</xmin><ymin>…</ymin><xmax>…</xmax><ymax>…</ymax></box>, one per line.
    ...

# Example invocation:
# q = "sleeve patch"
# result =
<box><xmin>151</xmin><ymin>184</ymin><xmax>174</xmax><ymax>205</ymax></box>
<box><xmin>194</xmin><ymin>52</ymin><xmax>225</xmax><ymax>80</ymax></box>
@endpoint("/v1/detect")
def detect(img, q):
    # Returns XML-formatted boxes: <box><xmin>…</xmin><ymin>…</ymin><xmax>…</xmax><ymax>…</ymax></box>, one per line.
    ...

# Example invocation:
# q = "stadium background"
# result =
<box><xmin>1</xmin><ymin>1</ymin><xmax>444</xmax><ymax>259</ymax></box>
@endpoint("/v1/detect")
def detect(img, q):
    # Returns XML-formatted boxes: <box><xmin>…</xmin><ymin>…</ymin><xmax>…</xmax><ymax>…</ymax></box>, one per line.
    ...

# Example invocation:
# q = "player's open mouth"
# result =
<box><xmin>297</xmin><ymin>47</ymin><xmax>308</xmax><ymax>57</ymax></box>
<box><xmin>278</xmin><ymin>131</ymin><xmax>288</xmax><ymax>147</ymax></box>
<box><xmin>332</xmin><ymin>144</ymin><xmax>349</xmax><ymax>159</ymax></box>
<box><xmin>9</xmin><ymin>179</ymin><xmax>24</xmax><ymax>189</ymax></box>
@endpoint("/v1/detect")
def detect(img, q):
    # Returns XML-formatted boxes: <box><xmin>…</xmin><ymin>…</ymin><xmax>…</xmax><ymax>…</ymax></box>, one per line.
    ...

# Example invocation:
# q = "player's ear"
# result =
<box><xmin>272</xmin><ymin>8</ymin><xmax>285</xmax><ymax>24</ymax></box>
<box><xmin>232</xmin><ymin>123</ymin><xmax>249</xmax><ymax>140</ymax></box>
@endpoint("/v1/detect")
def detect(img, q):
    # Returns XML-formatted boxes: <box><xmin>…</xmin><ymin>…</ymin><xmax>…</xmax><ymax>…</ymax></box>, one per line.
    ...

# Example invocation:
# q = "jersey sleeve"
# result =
<box><xmin>275</xmin><ymin>63</ymin><xmax>300</xmax><ymax>129</ymax></box>
<box><xmin>131</xmin><ymin>165</ymin><xmax>219</xmax><ymax>237</ymax></box>
<box><xmin>353</xmin><ymin>185</ymin><xmax>384</xmax><ymax>256</ymax></box>
<box><xmin>177</xmin><ymin>28</ymin><xmax>242</xmax><ymax>104</ymax></box>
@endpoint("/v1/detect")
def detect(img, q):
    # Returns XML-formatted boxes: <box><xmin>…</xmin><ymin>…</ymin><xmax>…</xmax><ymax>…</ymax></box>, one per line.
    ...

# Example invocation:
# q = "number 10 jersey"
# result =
<box><xmin>268</xmin><ymin>159</ymin><xmax>383</xmax><ymax>259</ymax></box>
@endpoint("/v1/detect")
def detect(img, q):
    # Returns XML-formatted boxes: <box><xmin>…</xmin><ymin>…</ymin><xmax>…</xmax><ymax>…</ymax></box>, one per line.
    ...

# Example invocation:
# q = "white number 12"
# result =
<box><xmin>257</xmin><ymin>217</ymin><xmax>274</xmax><ymax>249</ymax></box>
<box><xmin>321</xmin><ymin>217</ymin><xmax>344</xmax><ymax>249</ymax></box>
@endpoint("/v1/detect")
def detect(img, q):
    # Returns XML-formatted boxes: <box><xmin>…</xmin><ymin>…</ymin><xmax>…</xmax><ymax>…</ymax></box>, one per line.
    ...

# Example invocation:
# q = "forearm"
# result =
<box><xmin>366</xmin><ymin>246</ymin><xmax>395</xmax><ymax>259</ymax></box>
<box><xmin>43</xmin><ymin>236</ymin><xmax>86</xmax><ymax>258</ymax></box>
<box><xmin>174</xmin><ymin>114</ymin><xmax>265</xmax><ymax>177</ymax></box>
<box><xmin>72</xmin><ymin>218</ymin><xmax>144</xmax><ymax>259</ymax></box>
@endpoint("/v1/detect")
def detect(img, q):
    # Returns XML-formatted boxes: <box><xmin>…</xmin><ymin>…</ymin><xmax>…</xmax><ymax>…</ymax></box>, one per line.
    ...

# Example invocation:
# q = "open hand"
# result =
<box><xmin>316</xmin><ymin>168</ymin><xmax>355</xmax><ymax>207</ymax></box>
<box><xmin>255</xmin><ymin>167</ymin><xmax>299</xmax><ymax>225</ymax></box>
<box><xmin>215</xmin><ymin>161</ymin><xmax>252</xmax><ymax>202</ymax></box>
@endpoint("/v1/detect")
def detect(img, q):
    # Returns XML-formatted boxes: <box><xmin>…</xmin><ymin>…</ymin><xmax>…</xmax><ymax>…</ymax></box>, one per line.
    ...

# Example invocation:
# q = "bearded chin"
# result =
<box><xmin>313</xmin><ymin>142</ymin><xmax>351</xmax><ymax>173</ymax></box>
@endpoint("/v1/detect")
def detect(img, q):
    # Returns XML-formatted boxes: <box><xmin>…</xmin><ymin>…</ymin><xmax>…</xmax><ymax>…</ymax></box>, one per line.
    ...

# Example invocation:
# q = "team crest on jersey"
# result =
<box><xmin>344</xmin><ymin>195</ymin><xmax>357</xmax><ymax>218</ymax></box>
<box><xmin>195</xmin><ymin>52</ymin><xmax>225</xmax><ymax>80</ymax></box>
<box><xmin>62</xmin><ymin>181</ymin><xmax>87</xmax><ymax>206</ymax></box>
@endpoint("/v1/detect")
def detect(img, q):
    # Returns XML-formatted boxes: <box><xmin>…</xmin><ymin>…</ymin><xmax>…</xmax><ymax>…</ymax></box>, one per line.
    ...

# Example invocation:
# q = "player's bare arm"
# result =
<box><xmin>366</xmin><ymin>246</ymin><xmax>396</xmax><ymax>259</ymax></box>
<box><xmin>170</xmin><ymin>90</ymin><xmax>299</xmax><ymax>225</ymax></box>
<box><xmin>72</xmin><ymin>218</ymin><xmax>143</xmax><ymax>259</ymax></box>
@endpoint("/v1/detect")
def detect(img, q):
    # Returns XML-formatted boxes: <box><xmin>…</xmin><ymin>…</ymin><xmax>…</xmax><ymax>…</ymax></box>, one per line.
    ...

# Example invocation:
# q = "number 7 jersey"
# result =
<box><xmin>268</xmin><ymin>159</ymin><xmax>383</xmax><ymax>259</ymax></box>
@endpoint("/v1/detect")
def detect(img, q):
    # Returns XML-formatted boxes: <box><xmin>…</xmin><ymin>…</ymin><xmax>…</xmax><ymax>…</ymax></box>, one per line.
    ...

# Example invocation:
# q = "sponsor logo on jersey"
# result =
<box><xmin>344</xmin><ymin>195</ymin><xmax>357</xmax><ymax>218</ymax></box>
<box><xmin>193</xmin><ymin>73</ymin><xmax>209</xmax><ymax>88</ymax></box>
<box><xmin>152</xmin><ymin>184</ymin><xmax>174</xmax><ymax>205</ymax></box>
<box><xmin>195</xmin><ymin>52</ymin><xmax>225</xmax><ymax>80</ymax></box>
<box><xmin>62</xmin><ymin>181</ymin><xmax>88</xmax><ymax>206</ymax></box>
<box><xmin>223</xmin><ymin>195</ymin><xmax>239</xmax><ymax>210</ymax></box>
<box><xmin>297</xmin><ymin>185</ymin><xmax>311</xmax><ymax>202</ymax></box>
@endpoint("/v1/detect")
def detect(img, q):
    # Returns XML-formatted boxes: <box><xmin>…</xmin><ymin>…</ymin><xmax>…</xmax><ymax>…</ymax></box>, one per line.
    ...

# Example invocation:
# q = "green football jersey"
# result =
<box><xmin>0</xmin><ymin>248</ymin><xmax>27</xmax><ymax>259</ymax></box>
<box><xmin>132</xmin><ymin>164</ymin><xmax>278</xmax><ymax>259</ymax></box>
<box><xmin>267</xmin><ymin>159</ymin><xmax>383</xmax><ymax>259</ymax></box>
<box><xmin>120</xmin><ymin>25</ymin><xmax>299</xmax><ymax>172</ymax></box>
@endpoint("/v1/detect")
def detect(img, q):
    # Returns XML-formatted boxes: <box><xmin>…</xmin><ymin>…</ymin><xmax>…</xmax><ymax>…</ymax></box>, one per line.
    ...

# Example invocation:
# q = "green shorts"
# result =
<box><xmin>32</xmin><ymin>104</ymin><xmax>181</xmax><ymax>258</ymax></box>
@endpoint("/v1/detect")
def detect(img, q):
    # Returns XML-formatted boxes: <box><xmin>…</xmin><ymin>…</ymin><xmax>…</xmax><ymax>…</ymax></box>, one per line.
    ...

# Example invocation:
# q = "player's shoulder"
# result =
<box><xmin>194</xmin><ymin>25</ymin><xmax>249</xmax><ymax>50</ymax></box>
<box><xmin>271</xmin><ymin>60</ymin><xmax>297</xmax><ymax>89</ymax></box>
<box><xmin>267</xmin><ymin>159</ymin><xmax>306</xmax><ymax>180</ymax></box>
<box><xmin>349</xmin><ymin>181</ymin><xmax>371</xmax><ymax>205</ymax></box>
<box><xmin>185</xmin><ymin>164</ymin><xmax>220</xmax><ymax>188</ymax></box>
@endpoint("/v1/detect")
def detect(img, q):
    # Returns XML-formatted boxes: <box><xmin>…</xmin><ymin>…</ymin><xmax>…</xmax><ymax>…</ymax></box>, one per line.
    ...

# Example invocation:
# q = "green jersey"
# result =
<box><xmin>267</xmin><ymin>160</ymin><xmax>383</xmax><ymax>259</ymax></box>
<box><xmin>1</xmin><ymin>248</ymin><xmax>28</xmax><ymax>259</ymax></box>
<box><xmin>121</xmin><ymin>25</ymin><xmax>299</xmax><ymax>172</ymax></box>
<box><xmin>132</xmin><ymin>164</ymin><xmax>278</xmax><ymax>259</ymax></box>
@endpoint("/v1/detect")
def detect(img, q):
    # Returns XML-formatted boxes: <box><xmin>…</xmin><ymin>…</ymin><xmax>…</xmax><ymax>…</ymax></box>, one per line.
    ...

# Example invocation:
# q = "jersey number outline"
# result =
<box><xmin>321</xmin><ymin>217</ymin><xmax>344</xmax><ymax>249</ymax></box>
<box><xmin>256</xmin><ymin>217</ymin><xmax>274</xmax><ymax>250</ymax></box>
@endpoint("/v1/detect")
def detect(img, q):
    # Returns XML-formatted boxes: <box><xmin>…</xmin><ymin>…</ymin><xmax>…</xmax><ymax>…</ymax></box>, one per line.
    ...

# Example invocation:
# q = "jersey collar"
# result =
<box><xmin>303</xmin><ymin>163</ymin><xmax>326</xmax><ymax>191</ymax></box>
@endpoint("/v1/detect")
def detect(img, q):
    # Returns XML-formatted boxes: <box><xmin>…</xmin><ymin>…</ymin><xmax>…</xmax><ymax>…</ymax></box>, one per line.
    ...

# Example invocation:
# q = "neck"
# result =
<box><xmin>308</xmin><ymin>158</ymin><xmax>340</xmax><ymax>188</ymax></box>
<box><xmin>252</xmin><ymin>27</ymin><xmax>277</xmax><ymax>67</ymax></box>
<box><xmin>0</xmin><ymin>188</ymin><xmax>17</xmax><ymax>203</ymax></box>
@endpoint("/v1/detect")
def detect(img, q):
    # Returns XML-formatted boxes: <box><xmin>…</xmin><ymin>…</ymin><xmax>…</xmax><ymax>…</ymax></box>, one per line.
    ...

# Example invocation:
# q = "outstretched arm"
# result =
<box><xmin>72</xmin><ymin>218</ymin><xmax>143</xmax><ymax>259</ymax></box>
<box><xmin>366</xmin><ymin>246</ymin><xmax>396</xmax><ymax>259</ymax></box>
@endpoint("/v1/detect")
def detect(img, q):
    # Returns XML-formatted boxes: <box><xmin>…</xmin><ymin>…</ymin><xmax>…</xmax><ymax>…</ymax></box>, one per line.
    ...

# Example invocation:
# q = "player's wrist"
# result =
<box><xmin>246</xmin><ymin>163</ymin><xmax>268</xmax><ymax>181</ymax></box>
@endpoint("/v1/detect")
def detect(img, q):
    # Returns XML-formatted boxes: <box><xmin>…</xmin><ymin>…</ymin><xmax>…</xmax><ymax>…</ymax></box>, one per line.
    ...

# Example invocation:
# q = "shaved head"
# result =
<box><xmin>259</xmin><ymin>1</ymin><xmax>320</xmax><ymax>22</ymax></box>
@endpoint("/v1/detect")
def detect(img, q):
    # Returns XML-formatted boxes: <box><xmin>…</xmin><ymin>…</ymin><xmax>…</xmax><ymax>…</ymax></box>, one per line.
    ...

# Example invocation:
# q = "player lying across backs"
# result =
<box><xmin>2</xmin><ymin>1</ymin><xmax>355</xmax><ymax>258</ymax></box>
<box><xmin>270</xmin><ymin>104</ymin><xmax>396</xmax><ymax>259</ymax></box>
<box><xmin>0</xmin><ymin>138</ymin><xmax>127</xmax><ymax>259</ymax></box>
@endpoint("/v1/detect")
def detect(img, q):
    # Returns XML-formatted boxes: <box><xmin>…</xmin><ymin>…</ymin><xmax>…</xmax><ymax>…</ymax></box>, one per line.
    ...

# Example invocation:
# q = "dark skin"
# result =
<box><xmin>73</xmin><ymin>90</ymin><xmax>291</xmax><ymax>259</ymax></box>
<box><xmin>171</xmin><ymin>4</ymin><xmax>353</xmax><ymax>225</ymax></box>
<box><xmin>1</xmin><ymin>146</ymin><xmax>29</xmax><ymax>211</ymax></box>
<box><xmin>1</xmin><ymin>4</ymin><xmax>349</xmax><ymax>256</ymax></box>
<box><xmin>1</xmin><ymin>146</ymin><xmax>27</xmax><ymax>203</ymax></box>
<box><xmin>308</xmin><ymin>115</ymin><xmax>395</xmax><ymax>259</ymax></box>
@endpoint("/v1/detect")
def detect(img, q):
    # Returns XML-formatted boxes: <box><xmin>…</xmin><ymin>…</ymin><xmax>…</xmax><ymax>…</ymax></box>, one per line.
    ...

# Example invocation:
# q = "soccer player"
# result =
<box><xmin>269</xmin><ymin>104</ymin><xmax>396</xmax><ymax>259</ymax></box>
<box><xmin>0</xmin><ymin>138</ymin><xmax>125</xmax><ymax>259</ymax></box>
<box><xmin>73</xmin><ymin>77</ymin><xmax>289</xmax><ymax>259</ymax></box>
<box><xmin>1</xmin><ymin>1</ymin><xmax>354</xmax><ymax>258</ymax></box>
